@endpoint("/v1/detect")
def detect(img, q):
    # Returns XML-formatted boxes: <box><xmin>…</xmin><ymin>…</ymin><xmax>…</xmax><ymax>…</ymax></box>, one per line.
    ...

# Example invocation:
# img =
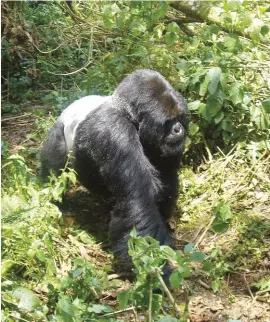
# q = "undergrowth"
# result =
<box><xmin>1</xmin><ymin>138</ymin><xmax>269</xmax><ymax>321</ymax></box>
<box><xmin>1</xmin><ymin>153</ymin><xmax>208</xmax><ymax>321</ymax></box>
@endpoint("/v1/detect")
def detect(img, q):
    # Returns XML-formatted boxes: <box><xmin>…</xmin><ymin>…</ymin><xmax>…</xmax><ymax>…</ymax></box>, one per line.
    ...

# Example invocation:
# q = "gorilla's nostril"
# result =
<box><xmin>173</xmin><ymin>123</ymin><xmax>181</xmax><ymax>134</ymax></box>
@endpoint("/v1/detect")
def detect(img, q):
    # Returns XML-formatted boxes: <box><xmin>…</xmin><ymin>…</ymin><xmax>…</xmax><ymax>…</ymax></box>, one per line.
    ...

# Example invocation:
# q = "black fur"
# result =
<box><xmin>40</xmin><ymin>69</ymin><xmax>188</xmax><ymax>276</ymax></box>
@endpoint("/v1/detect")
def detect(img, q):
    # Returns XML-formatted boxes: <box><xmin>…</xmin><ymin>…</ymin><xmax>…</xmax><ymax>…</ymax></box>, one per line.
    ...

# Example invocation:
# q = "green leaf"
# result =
<box><xmin>36</xmin><ymin>249</ymin><xmax>46</xmax><ymax>262</ymax></box>
<box><xmin>252</xmin><ymin>277</ymin><xmax>270</xmax><ymax>292</ymax></box>
<box><xmin>88</xmin><ymin>304</ymin><xmax>113</xmax><ymax>313</ymax></box>
<box><xmin>222</xmin><ymin>120</ymin><xmax>233</xmax><ymax>132</ymax></box>
<box><xmin>208</xmin><ymin>67</ymin><xmax>222</xmax><ymax>95</ymax></box>
<box><xmin>189</xmin><ymin>122</ymin><xmax>200</xmax><ymax>136</ymax></box>
<box><xmin>155</xmin><ymin>2</ymin><xmax>168</xmax><ymax>19</ymax></box>
<box><xmin>13</xmin><ymin>287</ymin><xmax>40</xmax><ymax>312</ymax></box>
<box><xmin>216</xmin><ymin>201</ymin><xmax>232</xmax><ymax>221</ymax></box>
<box><xmin>160</xmin><ymin>245</ymin><xmax>176</xmax><ymax>260</ymax></box>
<box><xmin>211</xmin><ymin>279</ymin><xmax>221</xmax><ymax>293</ymax></box>
<box><xmin>72</xmin><ymin>267</ymin><xmax>84</xmax><ymax>278</ymax></box>
<box><xmin>206</xmin><ymin>97</ymin><xmax>222</xmax><ymax>117</ymax></box>
<box><xmin>199</xmin><ymin>103</ymin><xmax>212</xmax><ymax>122</ymax></box>
<box><xmin>117</xmin><ymin>290</ymin><xmax>130</xmax><ymax>309</ymax></box>
<box><xmin>56</xmin><ymin>297</ymin><xmax>76</xmax><ymax>320</ymax></box>
<box><xmin>1</xmin><ymin>259</ymin><xmax>13</xmax><ymax>275</ymax></box>
<box><xmin>165</xmin><ymin>32</ymin><xmax>178</xmax><ymax>45</ymax></box>
<box><xmin>154</xmin><ymin>25</ymin><xmax>165</xmax><ymax>39</ymax></box>
<box><xmin>169</xmin><ymin>271</ymin><xmax>183</xmax><ymax>289</ymax></box>
<box><xmin>130</xmin><ymin>19</ymin><xmax>146</xmax><ymax>35</ymax></box>
<box><xmin>212</xmin><ymin>201</ymin><xmax>232</xmax><ymax>233</ymax></box>
<box><xmin>262</xmin><ymin>99</ymin><xmax>270</xmax><ymax>113</ymax></box>
<box><xmin>260</xmin><ymin>25</ymin><xmax>269</xmax><ymax>36</ymax></box>
<box><xmin>202</xmin><ymin>261</ymin><xmax>212</xmax><ymax>272</ymax></box>
<box><xmin>167</xmin><ymin>22</ymin><xmax>180</xmax><ymax>33</ymax></box>
<box><xmin>190</xmin><ymin>252</ymin><xmax>206</xmax><ymax>262</ymax></box>
<box><xmin>230</xmin><ymin>82</ymin><xmax>243</xmax><ymax>105</ymax></box>
<box><xmin>103</xmin><ymin>6</ymin><xmax>114</xmax><ymax>29</ymax></box>
<box><xmin>129</xmin><ymin>227</ymin><xmax>137</xmax><ymax>238</ymax></box>
<box><xmin>214</xmin><ymin>111</ymin><xmax>224</xmax><ymax>124</ymax></box>
<box><xmin>212</xmin><ymin>222</ymin><xmax>230</xmax><ymax>233</ymax></box>
<box><xmin>224</xmin><ymin>36</ymin><xmax>237</xmax><ymax>51</ymax></box>
<box><xmin>184</xmin><ymin>243</ymin><xmax>195</xmax><ymax>254</ymax></box>
<box><xmin>188</xmin><ymin>100</ymin><xmax>201</xmax><ymax>111</ymax></box>
<box><xmin>178</xmin><ymin>264</ymin><xmax>190</xmax><ymax>278</ymax></box>
<box><xmin>220</xmin><ymin>72</ymin><xmax>227</xmax><ymax>90</ymax></box>
<box><xmin>43</xmin><ymin>232</ymin><xmax>53</xmax><ymax>248</ymax></box>
<box><xmin>68</xmin><ymin>172</ymin><xmax>77</xmax><ymax>185</ymax></box>
<box><xmin>199</xmin><ymin>75</ymin><xmax>211</xmax><ymax>97</ymax></box>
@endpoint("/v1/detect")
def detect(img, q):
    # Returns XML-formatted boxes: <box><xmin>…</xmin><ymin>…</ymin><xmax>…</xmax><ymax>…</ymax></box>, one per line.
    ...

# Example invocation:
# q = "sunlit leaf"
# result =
<box><xmin>13</xmin><ymin>287</ymin><xmax>40</xmax><ymax>312</ymax></box>
<box><xmin>188</xmin><ymin>100</ymin><xmax>201</xmax><ymax>111</ymax></box>
<box><xmin>189</xmin><ymin>122</ymin><xmax>199</xmax><ymax>136</ymax></box>
<box><xmin>167</xmin><ymin>22</ymin><xmax>180</xmax><ymax>33</ymax></box>
<box><xmin>184</xmin><ymin>243</ymin><xmax>195</xmax><ymax>254</ymax></box>
<box><xmin>208</xmin><ymin>67</ymin><xmax>222</xmax><ymax>95</ymax></box>
<box><xmin>199</xmin><ymin>74</ymin><xmax>211</xmax><ymax>97</ymax></box>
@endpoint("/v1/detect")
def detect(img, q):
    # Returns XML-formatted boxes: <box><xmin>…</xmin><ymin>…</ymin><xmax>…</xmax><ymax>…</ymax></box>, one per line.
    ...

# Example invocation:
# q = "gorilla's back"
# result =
<box><xmin>59</xmin><ymin>95</ymin><xmax>111</xmax><ymax>151</ymax></box>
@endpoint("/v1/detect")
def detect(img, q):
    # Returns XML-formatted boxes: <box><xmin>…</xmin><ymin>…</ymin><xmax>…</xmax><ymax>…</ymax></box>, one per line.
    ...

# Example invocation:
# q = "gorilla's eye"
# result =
<box><xmin>172</xmin><ymin>122</ymin><xmax>181</xmax><ymax>135</ymax></box>
<box><xmin>165</xmin><ymin>119</ymin><xmax>183</xmax><ymax>136</ymax></box>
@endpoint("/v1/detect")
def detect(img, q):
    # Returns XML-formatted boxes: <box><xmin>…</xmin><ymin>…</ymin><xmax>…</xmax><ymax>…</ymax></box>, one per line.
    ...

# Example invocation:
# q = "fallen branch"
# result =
<box><xmin>1</xmin><ymin>113</ymin><xmax>32</xmax><ymax>122</ymax></box>
<box><xmin>169</xmin><ymin>2</ymin><xmax>269</xmax><ymax>45</ymax></box>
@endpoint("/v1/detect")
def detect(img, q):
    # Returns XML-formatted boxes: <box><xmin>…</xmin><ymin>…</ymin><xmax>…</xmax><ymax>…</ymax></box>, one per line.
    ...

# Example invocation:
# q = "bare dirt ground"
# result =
<box><xmin>2</xmin><ymin>110</ymin><xmax>270</xmax><ymax>321</ymax></box>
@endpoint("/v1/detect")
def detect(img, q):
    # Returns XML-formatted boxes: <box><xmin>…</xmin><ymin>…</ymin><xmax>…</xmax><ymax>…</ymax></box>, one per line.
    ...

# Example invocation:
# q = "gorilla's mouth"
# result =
<box><xmin>161</xmin><ymin>138</ymin><xmax>184</xmax><ymax>156</ymax></box>
<box><xmin>166</xmin><ymin>135</ymin><xmax>183</xmax><ymax>145</ymax></box>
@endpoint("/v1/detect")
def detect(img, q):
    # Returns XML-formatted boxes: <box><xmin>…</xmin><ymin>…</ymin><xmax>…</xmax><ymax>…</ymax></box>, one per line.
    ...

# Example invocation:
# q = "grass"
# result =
<box><xmin>1</xmin><ymin>114</ymin><xmax>270</xmax><ymax>321</ymax></box>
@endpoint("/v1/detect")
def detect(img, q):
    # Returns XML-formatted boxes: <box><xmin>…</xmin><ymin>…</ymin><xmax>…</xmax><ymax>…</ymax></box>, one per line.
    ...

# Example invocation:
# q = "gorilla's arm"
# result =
<box><xmin>158</xmin><ymin>170</ymin><xmax>179</xmax><ymax>222</ymax></box>
<box><xmin>74</xmin><ymin>105</ymin><xmax>171</xmax><ymax>261</ymax></box>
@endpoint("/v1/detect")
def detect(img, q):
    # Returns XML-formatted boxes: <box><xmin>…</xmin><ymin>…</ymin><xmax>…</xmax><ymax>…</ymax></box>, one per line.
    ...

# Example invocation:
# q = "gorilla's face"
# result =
<box><xmin>115</xmin><ymin>69</ymin><xmax>188</xmax><ymax>158</ymax></box>
<box><xmin>139</xmin><ymin>109</ymin><xmax>188</xmax><ymax>158</ymax></box>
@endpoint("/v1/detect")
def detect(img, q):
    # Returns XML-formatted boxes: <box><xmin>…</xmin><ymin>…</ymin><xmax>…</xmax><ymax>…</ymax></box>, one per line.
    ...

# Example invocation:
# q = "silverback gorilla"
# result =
<box><xmin>40</xmin><ymin>69</ymin><xmax>188</xmax><ymax>279</ymax></box>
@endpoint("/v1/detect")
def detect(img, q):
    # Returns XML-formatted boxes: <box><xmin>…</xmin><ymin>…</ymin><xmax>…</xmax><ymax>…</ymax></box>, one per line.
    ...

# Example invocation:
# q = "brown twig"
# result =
<box><xmin>101</xmin><ymin>306</ymin><xmax>140</xmax><ymax>318</ymax></box>
<box><xmin>243</xmin><ymin>273</ymin><xmax>255</xmax><ymax>301</ymax></box>
<box><xmin>195</xmin><ymin>216</ymin><xmax>215</xmax><ymax>247</ymax></box>
<box><xmin>198</xmin><ymin>279</ymin><xmax>211</xmax><ymax>290</ymax></box>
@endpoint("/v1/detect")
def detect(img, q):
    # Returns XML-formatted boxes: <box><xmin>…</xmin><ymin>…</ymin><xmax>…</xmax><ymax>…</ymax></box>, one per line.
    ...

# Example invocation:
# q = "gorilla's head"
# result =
<box><xmin>114</xmin><ymin>69</ymin><xmax>188</xmax><ymax>158</ymax></box>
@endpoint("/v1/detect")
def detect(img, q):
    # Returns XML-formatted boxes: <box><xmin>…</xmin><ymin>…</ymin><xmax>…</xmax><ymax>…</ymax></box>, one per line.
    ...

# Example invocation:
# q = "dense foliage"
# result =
<box><xmin>2</xmin><ymin>1</ymin><xmax>269</xmax><ymax>158</ymax></box>
<box><xmin>1</xmin><ymin>1</ymin><xmax>270</xmax><ymax>321</ymax></box>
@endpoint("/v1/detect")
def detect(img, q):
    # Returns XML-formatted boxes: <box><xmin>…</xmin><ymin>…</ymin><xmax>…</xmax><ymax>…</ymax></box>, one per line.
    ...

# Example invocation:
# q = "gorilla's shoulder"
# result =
<box><xmin>59</xmin><ymin>95</ymin><xmax>112</xmax><ymax>126</ymax></box>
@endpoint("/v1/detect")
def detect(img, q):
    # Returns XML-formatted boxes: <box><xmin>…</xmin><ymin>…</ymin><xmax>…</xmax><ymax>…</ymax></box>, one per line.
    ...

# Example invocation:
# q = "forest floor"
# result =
<box><xmin>2</xmin><ymin>109</ymin><xmax>270</xmax><ymax>322</ymax></box>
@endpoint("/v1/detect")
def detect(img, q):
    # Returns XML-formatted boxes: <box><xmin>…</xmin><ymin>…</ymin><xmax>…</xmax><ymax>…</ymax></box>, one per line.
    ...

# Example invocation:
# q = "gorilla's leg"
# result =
<box><xmin>39</xmin><ymin>121</ymin><xmax>68</xmax><ymax>179</ymax></box>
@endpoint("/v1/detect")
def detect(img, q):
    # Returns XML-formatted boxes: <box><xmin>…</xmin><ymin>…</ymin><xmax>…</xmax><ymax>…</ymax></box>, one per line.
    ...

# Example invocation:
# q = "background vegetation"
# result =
<box><xmin>1</xmin><ymin>1</ymin><xmax>270</xmax><ymax>321</ymax></box>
